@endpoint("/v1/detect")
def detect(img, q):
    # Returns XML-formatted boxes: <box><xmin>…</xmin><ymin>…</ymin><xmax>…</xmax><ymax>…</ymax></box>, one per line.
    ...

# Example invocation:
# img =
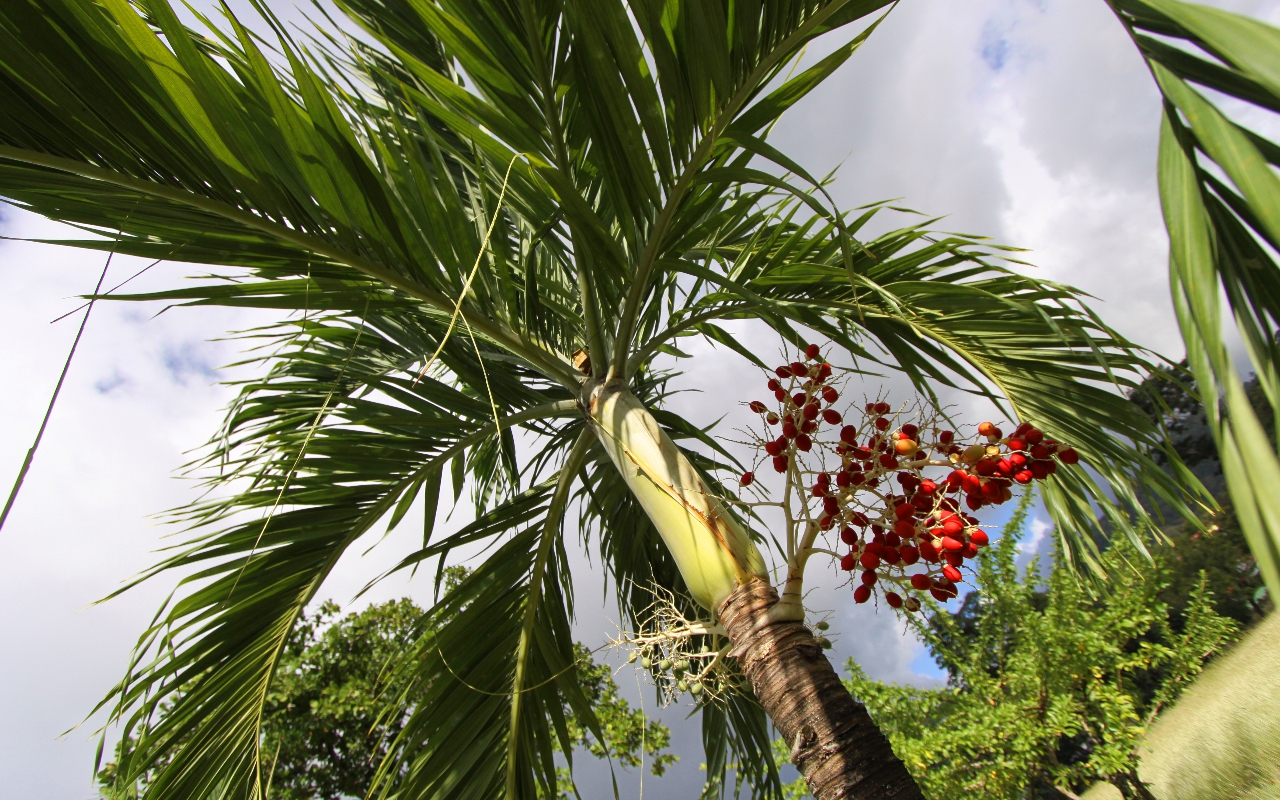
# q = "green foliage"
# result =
<box><xmin>1109</xmin><ymin>0</ymin><xmax>1280</xmax><ymax>600</ymax></box>
<box><xmin>98</xmin><ymin>597</ymin><xmax>673</xmax><ymax>800</ymax></box>
<box><xmin>778</xmin><ymin>495</ymin><xmax>1240</xmax><ymax>800</ymax></box>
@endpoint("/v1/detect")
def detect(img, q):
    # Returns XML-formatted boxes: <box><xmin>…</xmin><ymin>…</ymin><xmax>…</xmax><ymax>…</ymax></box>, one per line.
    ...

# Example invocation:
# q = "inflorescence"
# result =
<box><xmin>740</xmin><ymin>343</ymin><xmax>1080</xmax><ymax>612</ymax></box>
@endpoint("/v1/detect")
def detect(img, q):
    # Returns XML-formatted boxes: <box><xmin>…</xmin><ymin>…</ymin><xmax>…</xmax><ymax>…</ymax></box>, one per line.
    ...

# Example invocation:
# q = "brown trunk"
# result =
<box><xmin>719</xmin><ymin>577</ymin><xmax>924</xmax><ymax>800</ymax></box>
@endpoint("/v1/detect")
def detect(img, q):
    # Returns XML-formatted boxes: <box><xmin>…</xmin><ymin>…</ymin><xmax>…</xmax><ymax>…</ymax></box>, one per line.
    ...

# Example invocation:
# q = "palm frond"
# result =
<box><xmin>1109</xmin><ymin>0</ymin><xmax>1280</xmax><ymax>595</ymax></box>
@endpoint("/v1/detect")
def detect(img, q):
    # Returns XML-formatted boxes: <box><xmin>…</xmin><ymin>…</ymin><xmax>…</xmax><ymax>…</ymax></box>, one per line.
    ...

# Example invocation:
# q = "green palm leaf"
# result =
<box><xmin>1107</xmin><ymin>0</ymin><xmax>1280</xmax><ymax>596</ymax></box>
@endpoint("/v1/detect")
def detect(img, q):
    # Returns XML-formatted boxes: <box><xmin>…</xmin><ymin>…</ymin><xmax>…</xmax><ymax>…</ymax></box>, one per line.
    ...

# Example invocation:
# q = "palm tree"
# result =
<box><xmin>0</xmin><ymin>0</ymin><xmax>1276</xmax><ymax>798</ymax></box>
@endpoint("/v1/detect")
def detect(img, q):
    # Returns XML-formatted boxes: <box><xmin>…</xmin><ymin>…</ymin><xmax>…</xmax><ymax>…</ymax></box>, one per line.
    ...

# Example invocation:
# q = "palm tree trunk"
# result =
<box><xmin>719</xmin><ymin>578</ymin><xmax>923</xmax><ymax>800</ymax></box>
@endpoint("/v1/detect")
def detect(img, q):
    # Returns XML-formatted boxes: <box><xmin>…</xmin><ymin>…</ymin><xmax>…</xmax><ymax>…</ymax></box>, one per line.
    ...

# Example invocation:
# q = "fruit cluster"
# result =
<box><xmin>740</xmin><ymin>344</ymin><xmax>1080</xmax><ymax>612</ymax></box>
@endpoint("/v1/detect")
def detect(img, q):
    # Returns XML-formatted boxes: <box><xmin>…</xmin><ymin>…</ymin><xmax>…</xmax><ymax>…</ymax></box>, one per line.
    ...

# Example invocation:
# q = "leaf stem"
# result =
<box><xmin>506</xmin><ymin>428</ymin><xmax>593</xmax><ymax>800</ymax></box>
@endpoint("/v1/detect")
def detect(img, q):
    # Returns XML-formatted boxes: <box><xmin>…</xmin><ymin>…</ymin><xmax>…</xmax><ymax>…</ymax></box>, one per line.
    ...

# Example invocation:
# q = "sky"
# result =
<box><xmin>2</xmin><ymin>0</ymin><xmax>1279</xmax><ymax>798</ymax></box>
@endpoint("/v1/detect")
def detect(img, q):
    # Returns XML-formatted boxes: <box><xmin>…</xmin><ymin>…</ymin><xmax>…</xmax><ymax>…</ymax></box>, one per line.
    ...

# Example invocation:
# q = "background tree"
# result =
<box><xmin>0</xmin><ymin>0</ymin><xmax>1275</xmax><ymax>797</ymax></box>
<box><xmin>98</xmin><ymin>592</ymin><xmax>675</xmax><ymax>799</ymax></box>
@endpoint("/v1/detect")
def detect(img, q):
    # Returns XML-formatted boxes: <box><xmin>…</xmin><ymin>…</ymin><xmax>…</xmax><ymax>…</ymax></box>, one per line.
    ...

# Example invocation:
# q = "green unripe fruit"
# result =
<box><xmin>676</xmin><ymin>659</ymin><xmax>691</xmax><ymax>672</ymax></box>
<box><xmin>641</xmin><ymin>657</ymin><xmax>652</xmax><ymax>669</ymax></box>
<box><xmin>676</xmin><ymin>680</ymin><xmax>689</xmax><ymax>692</ymax></box>
<box><xmin>627</xmin><ymin>651</ymin><xmax>638</xmax><ymax>663</ymax></box>
<box><xmin>817</xmin><ymin>637</ymin><xmax>833</xmax><ymax>650</ymax></box>
<box><xmin>700</xmin><ymin>644</ymin><xmax>710</xmax><ymax>653</ymax></box>
<box><xmin>815</xmin><ymin>620</ymin><xmax>830</xmax><ymax>631</ymax></box>
<box><xmin>690</xmin><ymin>681</ymin><xmax>703</xmax><ymax>695</ymax></box>
<box><xmin>659</xmin><ymin>659</ymin><xmax>672</xmax><ymax>671</ymax></box>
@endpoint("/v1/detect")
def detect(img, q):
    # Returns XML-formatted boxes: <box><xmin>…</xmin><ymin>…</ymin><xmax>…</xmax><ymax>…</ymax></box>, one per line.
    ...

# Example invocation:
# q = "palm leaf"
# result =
<box><xmin>1108</xmin><ymin>0</ymin><xmax>1280</xmax><ymax>595</ymax></box>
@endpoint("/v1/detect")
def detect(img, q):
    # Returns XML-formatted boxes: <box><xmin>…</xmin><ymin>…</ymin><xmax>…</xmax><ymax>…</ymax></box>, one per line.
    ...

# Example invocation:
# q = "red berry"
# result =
<box><xmin>782</xmin><ymin>421</ymin><xmax>798</xmax><ymax>439</ymax></box>
<box><xmin>823</xmin><ymin>387</ymin><xmax>839</xmax><ymax>404</ymax></box>
<box><xmin>805</xmin><ymin>343</ymin><xmax>821</xmax><ymax>360</ymax></box>
<box><xmin>1030</xmin><ymin>461</ymin><xmax>1050</xmax><ymax>479</ymax></box>
<box><xmin>945</xmin><ymin>550</ymin><xmax>964</xmax><ymax>567</ymax></box>
<box><xmin>1009</xmin><ymin>452</ymin><xmax>1028</xmax><ymax>467</ymax></box>
<box><xmin>817</xmin><ymin>363</ymin><xmax>832</xmax><ymax>381</ymax></box>
<box><xmin>942</xmin><ymin>518</ymin><xmax>964</xmax><ymax>536</ymax></box>
<box><xmin>775</xmin><ymin>366</ymin><xmax>790</xmax><ymax>379</ymax></box>
<box><xmin>865</xmin><ymin>402</ymin><xmax>876</xmax><ymax>413</ymax></box>
<box><xmin>840</xmin><ymin>552</ymin><xmax>857</xmax><ymax>571</ymax></box>
<box><xmin>894</xmin><ymin>503</ymin><xmax>915</xmax><ymax>520</ymax></box>
<box><xmin>965</xmin><ymin>495</ymin><xmax>984</xmax><ymax>510</ymax></box>
<box><xmin>802</xmin><ymin>419</ymin><xmax>817</xmax><ymax>434</ymax></box>
<box><xmin>941</xmin><ymin>536</ymin><xmax>964</xmax><ymax>552</ymax></box>
<box><xmin>774</xmin><ymin>389</ymin><xmax>787</xmax><ymax>402</ymax></box>
<box><xmin>975</xmin><ymin>460</ymin><xmax>996</xmax><ymax>477</ymax></box>
<box><xmin>854</xmin><ymin>585</ymin><xmax>871</xmax><ymax>603</ymax></box>
<box><xmin>885</xmin><ymin>592</ymin><xmax>903</xmax><ymax>608</ymax></box>
<box><xmin>1007</xmin><ymin>437</ymin><xmax>1026</xmax><ymax>452</ymax></box>
<box><xmin>938</xmin><ymin>430</ymin><xmax>954</xmax><ymax>444</ymax></box>
<box><xmin>874</xmin><ymin>417</ymin><xmax>890</xmax><ymax>431</ymax></box>
<box><xmin>749</xmin><ymin>400</ymin><xmax>767</xmax><ymax>413</ymax></box>
<box><xmin>859</xmin><ymin>552</ymin><xmax>881</xmax><ymax>570</ymax></box>
<box><xmin>919</xmin><ymin>541</ymin><xmax>939</xmax><ymax>562</ymax></box>
<box><xmin>1015</xmin><ymin>422</ymin><xmax>1034</xmax><ymax>436</ymax></box>
<box><xmin>812</xmin><ymin>484</ymin><xmax>827</xmax><ymax>497</ymax></box>
<box><xmin>823</xmin><ymin>408</ymin><xmax>842</xmax><ymax>425</ymax></box>
<box><xmin>901</xmin><ymin>424</ymin><xmax>919</xmax><ymax>438</ymax></box>
<box><xmin>817</xmin><ymin>471</ymin><xmax>831</xmax><ymax>485</ymax></box>
<box><xmin>1058</xmin><ymin>447</ymin><xmax>1079</xmax><ymax>465</ymax></box>
<box><xmin>767</xmin><ymin>379</ymin><xmax>782</xmax><ymax>392</ymax></box>
<box><xmin>910</xmin><ymin>573</ymin><xmax>932</xmax><ymax>590</ymax></box>
<box><xmin>919</xmin><ymin>479</ymin><xmax>938</xmax><ymax>494</ymax></box>
<box><xmin>996</xmin><ymin>458</ymin><xmax>1013</xmax><ymax>476</ymax></box>
<box><xmin>861</xmin><ymin>569</ymin><xmax>878</xmax><ymax>586</ymax></box>
<box><xmin>969</xmin><ymin>530</ymin><xmax>989</xmax><ymax>547</ymax></box>
<box><xmin>942</xmin><ymin>565</ymin><xmax>963</xmax><ymax>583</ymax></box>
<box><xmin>819</xmin><ymin>514</ymin><xmax>835</xmax><ymax>530</ymax></box>
<box><xmin>962</xmin><ymin>542</ymin><xmax>979</xmax><ymax>558</ymax></box>
<box><xmin>823</xmin><ymin>496</ymin><xmax>839</xmax><ymax>515</ymax></box>
<box><xmin>1025</xmin><ymin>428</ymin><xmax>1045</xmax><ymax>445</ymax></box>
<box><xmin>894</xmin><ymin>519</ymin><xmax>916</xmax><ymax>538</ymax></box>
<box><xmin>803</xmin><ymin>403</ymin><xmax>820</xmax><ymax>420</ymax></box>
<box><xmin>740</xmin><ymin>471</ymin><xmax>754</xmax><ymax>486</ymax></box>
<box><xmin>796</xmin><ymin>434</ymin><xmax>813</xmax><ymax>452</ymax></box>
<box><xmin>905</xmin><ymin>597</ymin><xmax>921</xmax><ymax>612</ymax></box>
<box><xmin>879</xmin><ymin>454</ymin><xmax>899</xmax><ymax>469</ymax></box>
<box><xmin>841</xmin><ymin>527</ymin><xmax>858</xmax><ymax>545</ymax></box>
<box><xmin>874</xmin><ymin>402</ymin><xmax>891</xmax><ymax>414</ymax></box>
<box><xmin>840</xmin><ymin>425</ymin><xmax>858</xmax><ymax>444</ymax></box>
<box><xmin>900</xmin><ymin>545</ymin><xmax>920</xmax><ymax>565</ymax></box>
<box><xmin>1030</xmin><ymin>444</ymin><xmax>1050</xmax><ymax>459</ymax></box>
<box><xmin>766</xmin><ymin>412</ymin><xmax>780</xmax><ymax>425</ymax></box>
<box><xmin>792</xmin><ymin>392</ymin><xmax>806</xmax><ymax>407</ymax></box>
<box><xmin>1015</xmin><ymin>470</ymin><xmax>1033</xmax><ymax>484</ymax></box>
<box><xmin>835</xmin><ymin>471</ymin><xmax>852</xmax><ymax>488</ymax></box>
<box><xmin>790</xmin><ymin>362</ymin><xmax>807</xmax><ymax>377</ymax></box>
<box><xmin>848</xmin><ymin>512</ymin><xmax>869</xmax><ymax>527</ymax></box>
<box><xmin>772</xmin><ymin>455</ymin><xmax>788</xmax><ymax>473</ymax></box>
